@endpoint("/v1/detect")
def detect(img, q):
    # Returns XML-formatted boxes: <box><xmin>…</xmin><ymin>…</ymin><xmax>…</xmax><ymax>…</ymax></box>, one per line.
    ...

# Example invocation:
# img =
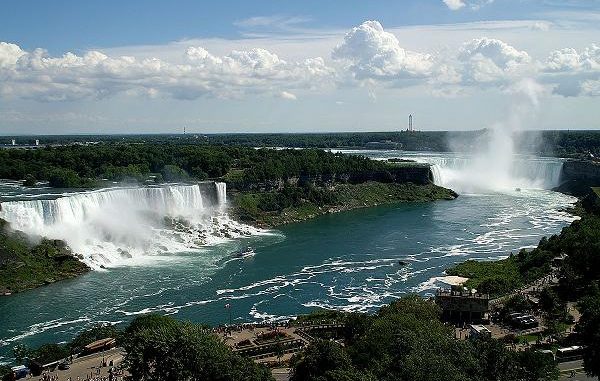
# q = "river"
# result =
<box><xmin>0</xmin><ymin>151</ymin><xmax>578</xmax><ymax>362</ymax></box>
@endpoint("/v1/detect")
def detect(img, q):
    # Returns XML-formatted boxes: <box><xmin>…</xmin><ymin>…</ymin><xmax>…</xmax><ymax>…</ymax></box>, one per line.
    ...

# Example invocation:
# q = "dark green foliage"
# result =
<box><xmin>0</xmin><ymin>223</ymin><xmax>90</xmax><ymax>294</ymax></box>
<box><xmin>446</xmin><ymin>257</ymin><xmax>523</xmax><ymax>297</ymax></box>
<box><xmin>576</xmin><ymin>288</ymin><xmax>600</xmax><ymax>378</ymax></box>
<box><xmin>557</xmin><ymin>214</ymin><xmax>600</xmax><ymax>296</ymax></box>
<box><xmin>12</xmin><ymin>343</ymin><xmax>32</xmax><ymax>364</ymax></box>
<box><xmin>0</xmin><ymin>143</ymin><xmax>416</xmax><ymax>188</ymax></box>
<box><xmin>122</xmin><ymin>316</ymin><xmax>272</xmax><ymax>381</ymax></box>
<box><xmin>48</xmin><ymin>168</ymin><xmax>92</xmax><ymax>188</ymax></box>
<box><xmin>102</xmin><ymin>164</ymin><xmax>149</xmax><ymax>182</ymax></box>
<box><xmin>124</xmin><ymin>314</ymin><xmax>180</xmax><ymax>338</ymax></box>
<box><xmin>516</xmin><ymin>350</ymin><xmax>560</xmax><ymax>381</ymax></box>
<box><xmin>533</xmin><ymin>130</ymin><xmax>600</xmax><ymax>157</ymax></box>
<box><xmin>1</xmin><ymin>130</ymin><xmax>598</xmax><ymax>157</ymax></box>
<box><xmin>290</xmin><ymin>341</ymin><xmax>365</xmax><ymax>381</ymax></box>
<box><xmin>31</xmin><ymin>344</ymin><xmax>69</xmax><ymax>364</ymax></box>
<box><xmin>23</xmin><ymin>174</ymin><xmax>36</xmax><ymax>186</ymax></box>
<box><xmin>11</xmin><ymin>342</ymin><xmax>69</xmax><ymax>366</ymax></box>
<box><xmin>160</xmin><ymin>164</ymin><xmax>189</xmax><ymax>181</ymax></box>
<box><xmin>292</xmin><ymin>295</ymin><xmax>559</xmax><ymax>381</ymax></box>
<box><xmin>539</xmin><ymin>287</ymin><xmax>567</xmax><ymax>320</ymax></box>
<box><xmin>502</xmin><ymin>294</ymin><xmax>534</xmax><ymax>315</ymax></box>
<box><xmin>0</xmin><ymin>365</ymin><xmax>11</xmax><ymax>381</ymax></box>
<box><xmin>234</xmin><ymin>182</ymin><xmax>455</xmax><ymax>227</ymax></box>
<box><xmin>446</xmin><ymin>218</ymin><xmax>596</xmax><ymax>297</ymax></box>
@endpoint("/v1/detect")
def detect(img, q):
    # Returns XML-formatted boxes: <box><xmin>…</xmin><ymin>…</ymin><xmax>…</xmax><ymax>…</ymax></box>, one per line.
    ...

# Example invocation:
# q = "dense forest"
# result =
<box><xmin>0</xmin><ymin>144</ymin><xmax>396</xmax><ymax>188</ymax></box>
<box><xmin>2</xmin><ymin>129</ymin><xmax>599</xmax><ymax>157</ymax></box>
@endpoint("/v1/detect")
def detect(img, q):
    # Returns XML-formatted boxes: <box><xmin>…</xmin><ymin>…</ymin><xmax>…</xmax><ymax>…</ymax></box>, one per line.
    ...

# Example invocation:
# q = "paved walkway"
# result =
<box><xmin>33</xmin><ymin>348</ymin><xmax>125</xmax><ymax>381</ymax></box>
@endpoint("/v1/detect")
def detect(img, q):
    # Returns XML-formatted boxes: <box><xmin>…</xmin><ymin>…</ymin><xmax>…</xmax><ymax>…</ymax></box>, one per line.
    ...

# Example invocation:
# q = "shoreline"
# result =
<box><xmin>0</xmin><ymin>181</ymin><xmax>455</xmax><ymax>296</ymax></box>
<box><xmin>232</xmin><ymin>182</ymin><xmax>458</xmax><ymax>228</ymax></box>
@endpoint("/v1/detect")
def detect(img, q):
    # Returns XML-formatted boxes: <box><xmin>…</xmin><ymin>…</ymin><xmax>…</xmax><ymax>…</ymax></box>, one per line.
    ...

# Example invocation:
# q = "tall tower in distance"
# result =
<box><xmin>408</xmin><ymin>114</ymin><xmax>413</xmax><ymax>132</ymax></box>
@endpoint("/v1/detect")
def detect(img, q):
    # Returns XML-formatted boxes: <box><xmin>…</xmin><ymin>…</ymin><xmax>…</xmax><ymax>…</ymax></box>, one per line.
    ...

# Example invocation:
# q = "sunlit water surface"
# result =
<box><xmin>0</xmin><ymin>152</ymin><xmax>578</xmax><ymax>362</ymax></box>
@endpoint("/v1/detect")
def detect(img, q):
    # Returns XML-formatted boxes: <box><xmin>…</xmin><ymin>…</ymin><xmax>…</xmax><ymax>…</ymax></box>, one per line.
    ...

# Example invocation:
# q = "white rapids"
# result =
<box><xmin>0</xmin><ymin>182</ymin><xmax>260</xmax><ymax>269</ymax></box>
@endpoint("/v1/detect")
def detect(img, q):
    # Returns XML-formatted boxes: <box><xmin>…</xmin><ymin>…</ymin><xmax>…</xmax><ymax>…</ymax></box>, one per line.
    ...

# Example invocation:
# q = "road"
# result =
<box><xmin>559</xmin><ymin>360</ymin><xmax>597</xmax><ymax>381</ymax></box>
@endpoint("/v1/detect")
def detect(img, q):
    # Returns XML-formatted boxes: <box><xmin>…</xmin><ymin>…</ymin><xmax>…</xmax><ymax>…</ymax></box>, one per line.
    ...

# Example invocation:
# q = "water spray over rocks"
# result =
<box><xmin>0</xmin><ymin>182</ymin><xmax>260</xmax><ymax>269</ymax></box>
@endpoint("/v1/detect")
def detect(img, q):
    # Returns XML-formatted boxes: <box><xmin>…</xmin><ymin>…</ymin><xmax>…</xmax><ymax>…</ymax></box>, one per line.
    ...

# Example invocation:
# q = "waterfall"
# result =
<box><xmin>0</xmin><ymin>182</ymin><xmax>255</xmax><ymax>268</ymax></box>
<box><xmin>415</xmin><ymin>155</ymin><xmax>564</xmax><ymax>193</ymax></box>
<box><xmin>215</xmin><ymin>182</ymin><xmax>227</xmax><ymax>205</ymax></box>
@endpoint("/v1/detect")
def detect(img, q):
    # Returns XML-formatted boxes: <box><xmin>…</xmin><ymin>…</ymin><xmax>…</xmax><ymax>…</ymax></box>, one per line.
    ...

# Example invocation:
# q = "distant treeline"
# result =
<box><xmin>0</xmin><ymin>144</ymin><xmax>393</xmax><ymax>188</ymax></box>
<box><xmin>1</xmin><ymin>130</ymin><xmax>599</xmax><ymax>156</ymax></box>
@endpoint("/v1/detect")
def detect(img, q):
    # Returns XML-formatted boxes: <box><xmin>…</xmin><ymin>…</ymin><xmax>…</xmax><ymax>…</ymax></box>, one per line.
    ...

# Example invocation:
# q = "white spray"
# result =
<box><xmin>0</xmin><ymin>183</ymin><xmax>259</xmax><ymax>269</ymax></box>
<box><xmin>440</xmin><ymin>79</ymin><xmax>550</xmax><ymax>193</ymax></box>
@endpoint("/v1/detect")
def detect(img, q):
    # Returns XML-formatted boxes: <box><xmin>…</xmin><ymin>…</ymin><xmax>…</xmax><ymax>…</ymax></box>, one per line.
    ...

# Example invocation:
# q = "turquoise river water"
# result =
<box><xmin>0</xmin><ymin>151</ymin><xmax>578</xmax><ymax>362</ymax></box>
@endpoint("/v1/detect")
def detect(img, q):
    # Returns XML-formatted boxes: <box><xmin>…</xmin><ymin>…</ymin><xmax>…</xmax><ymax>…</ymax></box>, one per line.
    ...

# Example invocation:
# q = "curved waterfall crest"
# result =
<box><xmin>418</xmin><ymin>155</ymin><xmax>564</xmax><ymax>192</ymax></box>
<box><xmin>0</xmin><ymin>182</ymin><xmax>257</xmax><ymax>269</ymax></box>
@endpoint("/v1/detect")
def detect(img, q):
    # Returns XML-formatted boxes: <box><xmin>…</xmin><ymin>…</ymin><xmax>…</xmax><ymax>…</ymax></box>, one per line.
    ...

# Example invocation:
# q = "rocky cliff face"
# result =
<box><xmin>556</xmin><ymin>160</ymin><xmax>600</xmax><ymax>196</ymax></box>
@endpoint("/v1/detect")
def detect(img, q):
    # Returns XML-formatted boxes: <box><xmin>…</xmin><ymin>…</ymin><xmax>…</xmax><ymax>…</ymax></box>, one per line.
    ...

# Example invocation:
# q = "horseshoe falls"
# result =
<box><xmin>424</xmin><ymin>155</ymin><xmax>564</xmax><ymax>193</ymax></box>
<box><xmin>336</xmin><ymin>150</ymin><xmax>565</xmax><ymax>194</ymax></box>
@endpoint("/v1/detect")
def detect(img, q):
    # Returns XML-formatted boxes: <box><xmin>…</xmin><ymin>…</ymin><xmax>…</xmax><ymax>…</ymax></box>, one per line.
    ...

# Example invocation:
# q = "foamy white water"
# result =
<box><xmin>335</xmin><ymin>150</ymin><xmax>564</xmax><ymax>194</ymax></box>
<box><xmin>0</xmin><ymin>182</ymin><xmax>260</xmax><ymax>268</ymax></box>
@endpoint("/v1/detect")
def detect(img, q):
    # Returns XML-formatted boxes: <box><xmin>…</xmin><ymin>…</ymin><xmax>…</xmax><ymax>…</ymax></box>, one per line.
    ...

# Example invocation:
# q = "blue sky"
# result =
<box><xmin>1</xmin><ymin>0</ymin><xmax>599</xmax><ymax>134</ymax></box>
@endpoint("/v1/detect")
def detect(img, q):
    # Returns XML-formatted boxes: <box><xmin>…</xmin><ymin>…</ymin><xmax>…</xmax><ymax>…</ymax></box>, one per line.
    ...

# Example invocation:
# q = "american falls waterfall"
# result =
<box><xmin>0</xmin><ymin>182</ymin><xmax>258</xmax><ymax>268</ymax></box>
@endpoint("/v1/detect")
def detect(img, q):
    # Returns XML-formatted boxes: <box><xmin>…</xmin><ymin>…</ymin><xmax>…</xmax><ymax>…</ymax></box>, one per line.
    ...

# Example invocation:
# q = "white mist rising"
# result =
<box><xmin>0</xmin><ymin>183</ymin><xmax>259</xmax><ymax>269</ymax></box>
<box><xmin>441</xmin><ymin>79</ymin><xmax>550</xmax><ymax>194</ymax></box>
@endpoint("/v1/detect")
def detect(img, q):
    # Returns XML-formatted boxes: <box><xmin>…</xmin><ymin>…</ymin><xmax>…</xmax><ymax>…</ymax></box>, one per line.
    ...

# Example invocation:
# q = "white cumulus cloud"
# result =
<box><xmin>278</xmin><ymin>91</ymin><xmax>297</xmax><ymax>100</ymax></box>
<box><xmin>457</xmin><ymin>37</ymin><xmax>532</xmax><ymax>84</ymax></box>
<box><xmin>443</xmin><ymin>0</ymin><xmax>466</xmax><ymax>11</ymax></box>
<box><xmin>0</xmin><ymin>43</ymin><xmax>334</xmax><ymax>101</ymax></box>
<box><xmin>332</xmin><ymin>20</ymin><xmax>435</xmax><ymax>84</ymax></box>
<box><xmin>541</xmin><ymin>44</ymin><xmax>600</xmax><ymax>96</ymax></box>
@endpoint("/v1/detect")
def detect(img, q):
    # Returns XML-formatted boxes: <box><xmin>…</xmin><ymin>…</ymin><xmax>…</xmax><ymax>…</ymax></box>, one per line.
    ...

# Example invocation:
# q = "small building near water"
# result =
<box><xmin>468</xmin><ymin>324</ymin><xmax>491</xmax><ymax>339</ymax></box>
<box><xmin>82</xmin><ymin>337</ymin><xmax>117</xmax><ymax>355</ymax></box>
<box><xmin>10</xmin><ymin>365</ymin><xmax>30</xmax><ymax>379</ymax></box>
<box><xmin>436</xmin><ymin>286</ymin><xmax>490</xmax><ymax>323</ymax></box>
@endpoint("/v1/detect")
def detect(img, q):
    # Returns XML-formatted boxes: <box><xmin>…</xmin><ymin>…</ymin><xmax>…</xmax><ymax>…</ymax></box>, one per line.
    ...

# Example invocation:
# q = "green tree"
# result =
<box><xmin>23</xmin><ymin>174</ymin><xmax>36</xmax><ymax>186</ymax></box>
<box><xmin>517</xmin><ymin>350</ymin><xmax>560</xmax><ymax>381</ymax></box>
<box><xmin>0</xmin><ymin>365</ymin><xmax>12</xmax><ymax>381</ymax></box>
<box><xmin>12</xmin><ymin>343</ymin><xmax>32</xmax><ymax>364</ymax></box>
<box><xmin>123</xmin><ymin>317</ymin><xmax>272</xmax><ymax>381</ymax></box>
<box><xmin>30</xmin><ymin>343</ymin><xmax>69</xmax><ymax>365</ymax></box>
<box><xmin>48</xmin><ymin>168</ymin><xmax>84</xmax><ymax>188</ymax></box>
<box><xmin>291</xmin><ymin>341</ymin><xmax>356</xmax><ymax>381</ymax></box>
<box><xmin>577</xmin><ymin>291</ymin><xmax>600</xmax><ymax>378</ymax></box>
<box><xmin>160</xmin><ymin>165</ymin><xmax>189</xmax><ymax>182</ymax></box>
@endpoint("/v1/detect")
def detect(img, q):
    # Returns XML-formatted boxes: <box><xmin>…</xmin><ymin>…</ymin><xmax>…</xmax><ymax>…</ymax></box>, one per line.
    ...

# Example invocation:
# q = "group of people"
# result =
<box><xmin>38</xmin><ymin>374</ymin><xmax>59</xmax><ymax>381</ymax></box>
<box><xmin>213</xmin><ymin>321</ymin><xmax>291</xmax><ymax>334</ymax></box>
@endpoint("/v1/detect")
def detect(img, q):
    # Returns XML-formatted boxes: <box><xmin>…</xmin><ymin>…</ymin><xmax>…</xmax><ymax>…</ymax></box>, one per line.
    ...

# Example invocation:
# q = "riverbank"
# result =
<box><xmin>446</xmin><ymin>187</ymin><xmax>599</xmax><ymax>298</ymax></box>
<box><xmin>231</xmin><ymin>182</ymin><xmax>457</xmax><ymax>227</ymax></box>
<box><xmin>0</xmin><ymin>179</ymin><xmax>455</xmax><ymax>295</ymax></box>
<box><xmin>0</xmin><ymin>219</ymin><xmax>90</xmax><ymax>295</ymax></box>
